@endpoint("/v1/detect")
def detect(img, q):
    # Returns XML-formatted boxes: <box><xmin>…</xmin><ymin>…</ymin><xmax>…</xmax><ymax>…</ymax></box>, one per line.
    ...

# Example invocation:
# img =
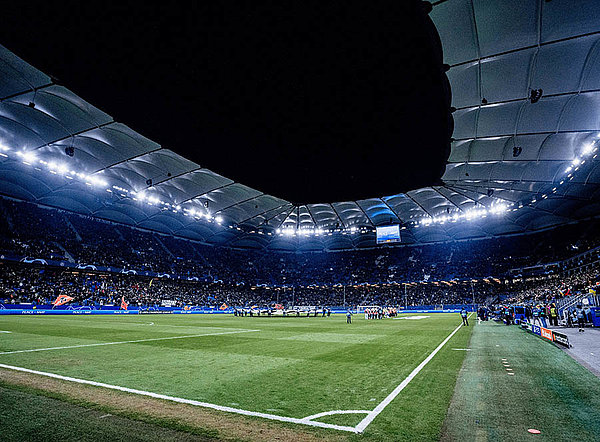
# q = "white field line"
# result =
<box><xmin>58</xmin><ymin>319</ymin><xmax>246</xmax><ymax>329</ymax></box>
<box><xmin>0</xmin><ymin>329</ymin><xmax>260</xmax><ymax>355</ymax></box>
<box><xmin>0</xmin><ymin>331</ymin><xmax>12</xmax><ymax>333</ymax></box>
<box><xmin>0</xmin><ymin>363</ymin><xmax>358</xmax><ymax>433</ymax></box>
<box><xmin>301</xmin><ymin>409</ymin><xmax>370</xmax><ymax>422</ymax></box>
<box><xmin>354</xmin><ymin>314</ymin><xmax>471</xmax><ymax>433</ymax></box>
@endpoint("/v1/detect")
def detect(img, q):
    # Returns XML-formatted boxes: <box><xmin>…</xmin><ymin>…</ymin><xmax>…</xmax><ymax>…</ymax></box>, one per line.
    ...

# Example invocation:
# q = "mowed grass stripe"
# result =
<box><xmin>0</xmin><ymin>316</ymin><xmax>262</xmax><ymax>353</ymax></box>
<box><xmin>0</xmin><ymin>313</ymin><xmax>471</xmax><ymax>436</ymax></box>
<box><xmin>0</xmin><ymin>329</ymin><xmax>260</xmax><ymax>355</ymax></box>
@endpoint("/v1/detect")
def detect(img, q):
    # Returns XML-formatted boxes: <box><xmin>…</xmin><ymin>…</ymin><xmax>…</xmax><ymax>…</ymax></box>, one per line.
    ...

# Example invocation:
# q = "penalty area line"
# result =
<box><xmin>0</xmin><ymin>329</ymin><xmax>260</xmax><ymax>355</ymax></box>
<box><xmin>355</xmin><ymin>313</ymin><xmax>472</xmax><ymax>433</ymax></box>
<box><xmin>0</xmin><ymin>363</ymin><xmax>358</xmax><ymax>433</ymax></box>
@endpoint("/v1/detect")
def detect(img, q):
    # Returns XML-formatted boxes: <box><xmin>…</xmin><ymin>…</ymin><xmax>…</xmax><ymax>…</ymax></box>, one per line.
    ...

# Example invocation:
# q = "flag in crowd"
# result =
<box><xmin>52</xmin><ymin>294</ymin><xmax>74</xmax><ymax>306</ymax></box>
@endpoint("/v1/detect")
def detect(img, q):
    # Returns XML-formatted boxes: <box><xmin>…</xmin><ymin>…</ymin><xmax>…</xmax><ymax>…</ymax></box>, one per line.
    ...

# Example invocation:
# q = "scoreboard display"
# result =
<box><xmin>376</xmin><ymin>225</ymin><xmax>401</xmax><ymax>244</ymax></box>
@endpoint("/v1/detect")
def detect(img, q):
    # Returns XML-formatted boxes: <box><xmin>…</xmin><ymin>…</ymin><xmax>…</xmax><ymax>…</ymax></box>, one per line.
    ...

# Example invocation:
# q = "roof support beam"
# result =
<box><xmin>352</xmin><ymin>201</ymin><xmax>376</xmax><ymax>226</ymax></box>
<box><xmin>214</xmin><ymin>193</ymin><xmax>265</xmax><ymax>216</ymax></box>
<box><xmin>378</xmin><ymin>197</ymin><xmax>403</xmax><ymax>223</ymax></box>
<box><xmin>94</xmin><ymin>147</ymin><xmax>163</xmax><ymax>174</ymax></box>
<box><xmin>236</xmin><ymin>202</ymin><xmax>292</xmax><ymax>226</ymax></box>
<box><xmin>176</xmin><ymin>182</ymin><xmax>236</xmax><ymax>206</ymax></box>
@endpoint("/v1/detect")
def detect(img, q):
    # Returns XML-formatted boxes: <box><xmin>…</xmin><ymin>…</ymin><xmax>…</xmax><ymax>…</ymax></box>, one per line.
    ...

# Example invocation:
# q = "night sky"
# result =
<box><xmin>2</xmin><ymin>2</ymin><xmax>450</xmax><ymax>204</ymax></box>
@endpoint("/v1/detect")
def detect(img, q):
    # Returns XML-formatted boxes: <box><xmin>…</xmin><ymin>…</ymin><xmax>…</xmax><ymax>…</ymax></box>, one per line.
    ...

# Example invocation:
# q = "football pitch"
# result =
<box><xmin>0</xmin><ymin>313</ymin><xmax>471</xmax><ymax>440</ymax></box>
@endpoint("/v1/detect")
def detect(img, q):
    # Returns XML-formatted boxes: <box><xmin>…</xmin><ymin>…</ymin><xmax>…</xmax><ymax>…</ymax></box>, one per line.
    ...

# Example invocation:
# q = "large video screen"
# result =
<box><xmin>376</xmin><ymin>225</ymin><xmax>401</xmax><ymax>244</ymax></box>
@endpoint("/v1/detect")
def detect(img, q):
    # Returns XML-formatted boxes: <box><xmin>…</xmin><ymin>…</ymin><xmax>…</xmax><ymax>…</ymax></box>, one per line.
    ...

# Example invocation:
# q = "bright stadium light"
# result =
<box><xmin>582</xmin><ymin>142</ymin><xmax>595</xmax><ymax>155</ymax></box>
<box><xmin>48</xmin><ymin>161</ymin><xmax>68</xmax><ymax>174</ymax></box>
<box><xmin>490</xmin><ymin>203</ymin><xmax>508</xmax><ymax>215</ymax></box>
<box><xmin>91</xmin><ymin>176</ymin><xmax>108</xmax><ymax>187</ymax></box>
<box><xmin>18</xmin><ymin>151</ymin><xmax>37</xmax><ymax>164</ymax></box>
<box><xmin>215</xmin><ymin>215</ymin><xmax>223</xmax><ymax>224</ymax></box>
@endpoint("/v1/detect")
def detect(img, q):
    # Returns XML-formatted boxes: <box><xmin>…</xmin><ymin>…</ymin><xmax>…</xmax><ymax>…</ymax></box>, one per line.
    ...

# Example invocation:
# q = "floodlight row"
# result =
<box><xmin>0</xmin><ymin>138</ymin><xmax>597</xmax><ymax>239</ymax></box>
<box><xmin>414</xmin><ymin>139</ymin><xmax>599</xmax><ymax>228</ymax></box>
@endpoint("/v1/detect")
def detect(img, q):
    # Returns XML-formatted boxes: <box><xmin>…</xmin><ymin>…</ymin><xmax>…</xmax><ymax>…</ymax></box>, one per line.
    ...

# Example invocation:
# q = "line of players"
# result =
<box><xmin>364</xmin><ymin>307</ymin><xmax>398</xmax><ymax>320</ymax></box>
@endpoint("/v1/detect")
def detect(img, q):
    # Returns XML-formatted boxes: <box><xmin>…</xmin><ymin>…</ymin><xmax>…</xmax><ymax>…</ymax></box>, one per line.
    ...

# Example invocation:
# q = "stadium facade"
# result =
<box><xmin>0</xmin><ymin>0</ymin><xmax>600</xmax><ymax>252</ymax></box>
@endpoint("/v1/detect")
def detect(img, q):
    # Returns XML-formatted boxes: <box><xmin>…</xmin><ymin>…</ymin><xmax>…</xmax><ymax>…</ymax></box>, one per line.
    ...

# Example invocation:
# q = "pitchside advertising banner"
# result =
<box><xmin>552</xmin><ymin>330</ymin><xmax>570</xmax><ymax>347</ymax></box>
<box><xmin>540</xmin><ymin>327</ymin><xmax>553</xmax><ymax>341</ymax></box>
<box><xmin>0</xmin><ymin>304</ymin><xmax>235</xmax><ymax>315</ymax></box>
<box><xmin>522</xmin><ymin>321</ymin><xmax>570</xmax><ymax>347</ymax></box>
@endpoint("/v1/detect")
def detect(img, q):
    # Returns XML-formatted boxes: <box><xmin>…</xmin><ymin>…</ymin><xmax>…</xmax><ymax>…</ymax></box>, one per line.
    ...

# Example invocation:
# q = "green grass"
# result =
<box><xmin>443</xmin><ymin>321</ymin><xmax>600</xmax><ymax>442</ymax></box>
<box><xmin>0</xmin><ymin>313</ymin><xmax>471</xmax><ymax>440</ymax></box>
<box><xmin>0</xmin><ymin>383</ymin><xmax>215</xmax><ymax>442</ymax></box>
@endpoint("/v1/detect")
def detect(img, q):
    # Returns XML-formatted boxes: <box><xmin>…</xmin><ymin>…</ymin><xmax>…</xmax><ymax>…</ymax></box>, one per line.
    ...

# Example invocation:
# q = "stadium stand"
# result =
<box><xmin>1</xmin><ymin>196</ymin><xmax>599</xmax><ymax>310</ymax></box>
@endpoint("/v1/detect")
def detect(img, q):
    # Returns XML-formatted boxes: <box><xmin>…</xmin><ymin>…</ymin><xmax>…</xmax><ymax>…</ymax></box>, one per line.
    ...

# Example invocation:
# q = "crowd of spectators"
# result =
<box><xmin>0</xmin><ymin>197</ymin><xmax>599</xmax><ymax>308</ymax></box>
<box><xmin>1</xmin><ymin>261</ymin><xmax>598</xmax><ymax>309</ymax></box>
<box><xmin>0</xmin><ymin>264</ymin><xmax>483</xmax><ymax>307</ymax></box>
<box><xmin>504</xmin><ymin>265</ymin><xmax>600</xmax><ymax>304</ymax></box>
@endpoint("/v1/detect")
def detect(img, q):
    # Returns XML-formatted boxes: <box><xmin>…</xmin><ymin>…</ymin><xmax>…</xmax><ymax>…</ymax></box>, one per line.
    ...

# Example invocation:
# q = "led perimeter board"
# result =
<box><xmin>376</xmin><ymin>225</ymin><xmax>401</xmax><ymax>244</ymax></box>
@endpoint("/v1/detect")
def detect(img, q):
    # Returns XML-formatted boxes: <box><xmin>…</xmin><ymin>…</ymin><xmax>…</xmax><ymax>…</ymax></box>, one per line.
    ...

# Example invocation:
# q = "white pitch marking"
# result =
<box><xmin>86</xmin><ymin>320</ymin><xmax>243</xmax><ymax>330</ymax></box>
<box><xmin>451</xmin><ymin>348</ymin><xmax>471</xmax><ymax>351</ymax></box>
<box><xmin>0</xmin><ymin>329</ymin><xmax>260</xmax><ymax>355</ymax></box>
<box><xmin>0</xmin><ymin>363</ymin><xmax>358</xmax><ymax>433</ymax></box>
<box><xmin>395</xmin><ymin>315</ymin><xmax>430</xmax><ymax>320</ymax></box>
<box><xmin>301</xmin><ymin>409</ymin><xmax>370</xmax><ymax>422</ymax></box>
<box><xmin>0</xmin><ymin>331</ymin><xmax>12</xmax><ymax>333</ymax></box>
<box><xmin>355</xmin><ymin>314</ymin><xmax>471</xmax><ymax>433</ymax></box>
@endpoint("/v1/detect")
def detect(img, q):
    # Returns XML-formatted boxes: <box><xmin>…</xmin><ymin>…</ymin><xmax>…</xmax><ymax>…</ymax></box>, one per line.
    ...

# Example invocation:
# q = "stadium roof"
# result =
<box><xmin>1</xmin><ymin>0</ymin><xmax>600</xmax><ymax>251</ymax></box>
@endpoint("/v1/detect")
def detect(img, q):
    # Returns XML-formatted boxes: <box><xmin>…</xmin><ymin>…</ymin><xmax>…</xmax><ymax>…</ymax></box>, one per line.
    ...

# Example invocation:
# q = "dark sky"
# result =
<box><xmin>2</xmin><ymin>2</ymin><xmax>450</xmax><ymax>205</ymax></box>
